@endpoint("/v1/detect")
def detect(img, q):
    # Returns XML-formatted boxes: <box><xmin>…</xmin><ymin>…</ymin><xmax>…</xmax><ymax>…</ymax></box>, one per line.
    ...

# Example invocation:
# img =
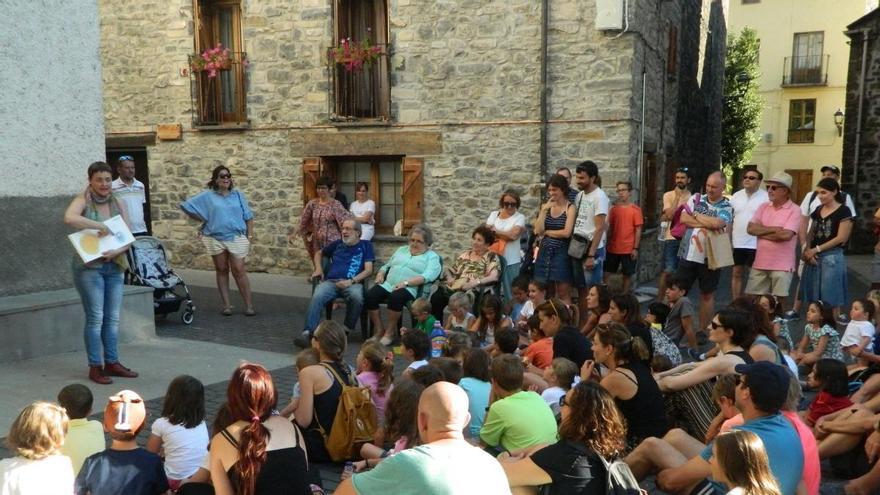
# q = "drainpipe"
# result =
<box><xmin>851</xmin><ymin>28</ymin><xmax>871</xmax><ymax>187</ymax></box>
<box><xmin>539</xmin><ymin>0</ymin><xmax>549</xmax><ymax>180</ymax></box>
<box><xmin>637</xmin><ymin>71</ymin><xmax>646</xmax><ymax>197</ymax></box>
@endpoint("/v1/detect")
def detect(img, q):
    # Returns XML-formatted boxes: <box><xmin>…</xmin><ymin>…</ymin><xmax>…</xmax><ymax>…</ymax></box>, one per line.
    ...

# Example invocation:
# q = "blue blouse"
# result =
<box><xmin>180</xmin><ymin>189</ymin><xmax>253</xmax><ymax>241</ymax></box>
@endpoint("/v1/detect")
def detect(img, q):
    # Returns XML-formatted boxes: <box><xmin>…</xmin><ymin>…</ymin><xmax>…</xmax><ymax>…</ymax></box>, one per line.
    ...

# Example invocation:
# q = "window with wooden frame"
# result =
<box><xmin>666</xmin><ymin>26</ymin><xmax>678</xmax><ymax>78</ymax></box>
<box><xmin>640</xmin><ymin>152</ymin><xmax>659</xmax><ymax>228</ymax></box>
<box><xmin>330</xmin><ymin>0</ymin><xmax>391</xmax><ymax>120</ymax></box>
<box><xmin>788</xmin><ymin>99</ymin><xmax>816</xmax><ymax>143</ymax></box>
<box><xmin>192</xmin><ymin>0</ymin><xmax>247</xmax><ymax>126</ymax></box>
<box><xmin>302</xmin><ymin>157</ymin><xmax>423</xmax><ymax>235</ymax></box>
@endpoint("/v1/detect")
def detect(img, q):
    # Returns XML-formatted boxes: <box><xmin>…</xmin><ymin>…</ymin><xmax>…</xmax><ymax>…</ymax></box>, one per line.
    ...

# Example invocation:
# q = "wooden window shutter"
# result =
<box><xmin>401</xmin><ymin>157</ymin><xmax>424</xmax><ymax>230</ymax></box>
<box><xmin>302</xmin><ymin>157</ymin><xmax>326</xmax><ymax>206</ymax></box>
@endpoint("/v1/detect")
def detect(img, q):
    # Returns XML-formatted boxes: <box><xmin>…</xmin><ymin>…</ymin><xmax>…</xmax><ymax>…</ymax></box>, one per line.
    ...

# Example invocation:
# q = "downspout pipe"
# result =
<box><xmin>852</xmin><ymin>28</ymin><xmax>870</xmax><ymax>187</ymax></box>
<box><xmin>539</xmin><ymin>0</ymin><xmax>549</xmax><ymax>180</ymax></box>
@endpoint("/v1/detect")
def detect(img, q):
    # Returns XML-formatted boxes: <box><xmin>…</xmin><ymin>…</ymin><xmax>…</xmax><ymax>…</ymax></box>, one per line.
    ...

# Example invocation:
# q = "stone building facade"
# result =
<box><xmin>98</xmin><ymin>0</ymin><xmax>725</xmax><ymax>280</ymax></box>
<box><xmin>843</xmin><ymin>9</ymin><xmax>880</xmax><ymax>251</ymax></box>
<box><xmin>1</xmin><ymin>0</ymin><xmax>106</xmax><ymax>296</ymax></box>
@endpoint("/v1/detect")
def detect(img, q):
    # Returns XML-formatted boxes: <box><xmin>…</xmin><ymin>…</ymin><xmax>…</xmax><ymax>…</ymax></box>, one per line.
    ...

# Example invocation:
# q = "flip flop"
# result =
<box><xmin>222</xmin><ymin>307</ymin><xmax>233</xmax><ymax>316</ymax></box>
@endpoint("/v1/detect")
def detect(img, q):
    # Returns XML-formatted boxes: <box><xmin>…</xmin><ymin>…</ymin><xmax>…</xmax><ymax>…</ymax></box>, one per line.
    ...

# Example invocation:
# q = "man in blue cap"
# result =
<box><xmin>625</xmin><ymin>361</ymin><xmax>804</xmax><ymax>494</ymax></box>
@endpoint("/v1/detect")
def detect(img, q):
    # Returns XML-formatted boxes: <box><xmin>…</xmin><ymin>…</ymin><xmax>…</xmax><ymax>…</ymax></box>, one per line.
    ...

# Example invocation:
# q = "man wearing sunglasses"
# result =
<box><xmin>111</xmin><ymin>156</ymin><xmax>148</xmax><ymax>236</ymax></box>
<box><xmin>729</xmin><ymin>168</ymin><xmax>767</xmax><ymax>298</ymax></box>
<box><xmin>745</xmin><ymin>172</ymin><xmax>801</xmax><ymax>306</ymax></box>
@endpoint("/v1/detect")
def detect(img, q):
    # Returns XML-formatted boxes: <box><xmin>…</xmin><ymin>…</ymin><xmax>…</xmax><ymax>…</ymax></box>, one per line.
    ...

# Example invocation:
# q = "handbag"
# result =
<box><xmin>568</xmin><ymin>233</ymin><xmax>590</xmax><ymax>259</ymax></box>
<box><xmin>487</xmin><ymin>210</ymin><xmax>508</xmax><ymax>256</ymax></box>
<box><xmin>670</xmin><ymin>193</ymin><xmax>699</xmax><ymax>240</ymax></box>
<box><xmin>705</xmin><ymin>229</ymin><xmax>734</xmax><ymax>270</ymax></box>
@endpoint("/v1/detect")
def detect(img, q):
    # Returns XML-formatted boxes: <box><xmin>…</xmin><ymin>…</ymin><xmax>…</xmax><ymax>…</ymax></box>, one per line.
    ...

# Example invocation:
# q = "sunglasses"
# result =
<box><xmin>502</xmin><ymin>202</ymin><xmax>518</xmax><ymax>208</ymax></box>
<box><xmin>218</xmin><ymin>173</ymin><xmax>232</xmax><ymax>179</ymax></box>
<box><xmin>118</xmin><ymin>155</ymin><xmax>134</xmax><ymax>162</ymax></box>
<box><xmin>743</xmin><ymin>175</ymin><xmax>759</xmax><ymax>180</ymax></box>
<box><xmin>709</xmin><ymin>320</ymin><xmax>722</xmax><ymax>329</ymax></box>
<box><xmin>767</xmin><ymin>185</ymin><xmax>784</xmax><ymax>191</ymax></box>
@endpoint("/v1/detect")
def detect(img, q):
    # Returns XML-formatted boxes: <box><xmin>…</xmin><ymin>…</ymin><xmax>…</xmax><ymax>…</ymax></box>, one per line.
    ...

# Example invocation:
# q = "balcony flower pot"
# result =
<box><xmin>329</xmin><ymin>38</ymin><xmax>384</xmax><ymax>72</ymax></box>
<box><xmin>191</xmin><ymin>44</ymin><xmax>237</xmax><ymax>78</ymax></box>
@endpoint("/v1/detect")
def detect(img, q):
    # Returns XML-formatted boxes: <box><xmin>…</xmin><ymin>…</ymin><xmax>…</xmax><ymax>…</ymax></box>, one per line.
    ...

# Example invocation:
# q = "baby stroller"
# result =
<box><xmin>127</xmin><ymin>236</ymin><xmax>195</xmax><ymax>324</ymax></box>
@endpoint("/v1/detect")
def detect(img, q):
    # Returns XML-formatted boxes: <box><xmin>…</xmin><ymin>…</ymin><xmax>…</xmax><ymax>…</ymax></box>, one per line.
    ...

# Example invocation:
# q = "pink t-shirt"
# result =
<box><xmin>782</xmin><ymin>411</ymin><xmax>820</xmax><ymax>495</ymax></box>
<box><xmin>357</xmin><ymin>371</ymin><xmax>392</xmax><ymax>423</ymax></box>
<box><xmin>752</xmin><ymin>200</ymin><xmax>801</xmax><ymax>272</ymax></box>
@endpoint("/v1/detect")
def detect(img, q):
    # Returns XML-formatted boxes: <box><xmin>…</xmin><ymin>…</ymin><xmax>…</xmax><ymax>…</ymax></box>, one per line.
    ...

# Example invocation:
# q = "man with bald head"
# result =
<box><xmin>675</xmin><ymin>171</ymin><xmax>734</xmax><ymax>332</ymax></box>
<box><xmin>335</xmin><ymin>382</ymin><xmax>511</xmax><ymax>495</ymax></box>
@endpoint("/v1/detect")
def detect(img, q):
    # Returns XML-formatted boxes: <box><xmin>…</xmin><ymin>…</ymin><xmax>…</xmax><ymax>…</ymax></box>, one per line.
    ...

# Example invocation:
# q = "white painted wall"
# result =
<box><xmin>0</xmin><ymin>0</ymin><xmax>105</xmax><ymax>197</ymax></box>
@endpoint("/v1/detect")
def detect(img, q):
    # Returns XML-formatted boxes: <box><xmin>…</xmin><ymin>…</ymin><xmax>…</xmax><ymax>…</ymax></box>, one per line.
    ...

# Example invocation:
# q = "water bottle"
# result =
<box><xmin>658</xmin><ymin>220</ymin><xmax>669</xmax><ymax>241</ymax></box>
<box><xmin>430</xmin><ymin>321</ymin><xmax>447</xmax><ymax>358</ymax></box>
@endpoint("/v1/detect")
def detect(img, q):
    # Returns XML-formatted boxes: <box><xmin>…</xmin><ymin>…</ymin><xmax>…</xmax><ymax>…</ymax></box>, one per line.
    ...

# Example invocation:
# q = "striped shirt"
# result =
<box><xmin>111</xmin><ymin>178</ymin><xmax>147</xmax><ymax>234</ymax></box>
<box><xmin>541</xmin><ymin>207</ymin><xmax>570</xmax><ymax>251</ymax></box>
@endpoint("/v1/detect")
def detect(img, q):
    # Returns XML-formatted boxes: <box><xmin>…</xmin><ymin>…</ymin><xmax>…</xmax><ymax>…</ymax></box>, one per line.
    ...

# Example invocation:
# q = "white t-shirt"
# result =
<box><xmin>573</xmin><ymin>187</ymin><xmax>610</xmax><ymax>248</ymax></box>
<box><xmin>0</xmin><ymin>455</ymin><xmax>74</xmax><ymax>495</ymax></box>
<box><xmin>350</xmin><ymin>199</ymin><xmax>376</xmax><ymax>241</ymax></box>
<box><xmin>541</xmin><ymin>386</ymin><xmax>566</xmax><ymax>416</ymax></box>
<box><xmin>486</xmin><ymin>210</ymin><xmax>526</xmax><ymax>265</ymax></box>
<box><xmin>730</xmin><ymin>188</ymin><xmax>768</xmax><ymax>249</ymax></box>
<box><xmin>840</xmin><ymin>320</ymin><xmax>876</xmax><ymax>348</ymax></box>
<box><xmin>111</xmin><ymin>177</ymin><xmax>148</xmax><ymax>234</ymax></box>
<box><xmin>150</xmin><ymin>418</ymin><xmax>210</xmax><ymax>480</ymax></box>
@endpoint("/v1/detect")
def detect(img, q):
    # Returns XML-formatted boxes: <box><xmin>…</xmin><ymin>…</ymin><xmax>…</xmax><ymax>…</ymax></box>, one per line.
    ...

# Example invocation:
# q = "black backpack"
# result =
<box><xmin>539</xmin><ymin>441</ymin><xmax>643</xmax><ymax>495</ymax></box>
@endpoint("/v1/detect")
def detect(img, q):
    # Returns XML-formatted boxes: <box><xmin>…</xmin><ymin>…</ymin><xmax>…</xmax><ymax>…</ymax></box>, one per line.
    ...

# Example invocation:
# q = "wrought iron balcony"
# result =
<box><xmin>782</xmin><ymin>54</ymin><xmax>829</xmax><ymax>86</ymax></box>
<box><xmin>327</xmin><ymin>43</ymin><xmax>391</xmax><ymax>121</ymax></box>
<box><xmin>188</xmin><ymin>51</ymin><xmax>248</xmax><ymax>127</ymax></box>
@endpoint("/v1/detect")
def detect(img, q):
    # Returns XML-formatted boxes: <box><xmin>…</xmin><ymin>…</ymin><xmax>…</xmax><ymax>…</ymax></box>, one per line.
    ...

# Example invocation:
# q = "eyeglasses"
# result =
<box><xmin>409</xmin><ymin>238</ymin><xmax>426</xmax><ymax>244</ymax></box>
<box><xmin>709</xmin><ymin>320</ymin><xmax>722</xmax><ymax>330</ymax></box>
<box><xmin>117</xmin><ymin>155</ymin><xmax>133</xmax><ymax>162</ymax></box>
<box><xmin>559</xmin><ymin>395</ymin><xmax>569</xmax><ymax>407</ymax></box>
<box><xmin>767</xmin><ymin>185</ymin><xmax>784</xmax><ymax>191</ymax></box>
<box><xmin>743</xmin><ymin>175</ymin><xmax>760</xmax><ymax>180</ymax></box>
<box><xmin>502</xmin><ymin>202</ymin><xmax>518</xmax><ymax>208</ymax></box>
<box><xmin>218</xmin><ymin>173</ymin><xmax>232</xmax><ymax>179</ymax></box>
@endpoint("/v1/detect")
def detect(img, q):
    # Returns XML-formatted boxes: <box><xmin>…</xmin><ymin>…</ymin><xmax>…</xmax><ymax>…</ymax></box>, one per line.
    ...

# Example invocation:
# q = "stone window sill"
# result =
<box><xmin>193</xmin><ymin>122</ymin><xmax>251</xmax><ymax>131</ymax></box>
<box><xmin>328</xmin><ymin>119</ymin><xmax>392</xmax><ymax>129</ymax></box>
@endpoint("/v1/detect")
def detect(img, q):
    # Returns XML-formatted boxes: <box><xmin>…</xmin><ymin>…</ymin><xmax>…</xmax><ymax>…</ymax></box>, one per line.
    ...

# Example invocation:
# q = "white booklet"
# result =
<box><xmin>68</xmin><ymin>215</ymin><xmax>135</xmax><ymax>264</ymax></box>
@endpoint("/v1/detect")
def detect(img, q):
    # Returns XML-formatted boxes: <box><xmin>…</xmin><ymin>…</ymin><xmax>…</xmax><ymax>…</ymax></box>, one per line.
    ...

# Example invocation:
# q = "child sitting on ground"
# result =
<box><xmin>803</xmin><ymin>359</ymin><xmax>853</xmax><ymax>429</ymax></box>
<box><xmin>146</xmin><ymin>375</ymin><xmax>209</xmax><ymax>490</ymax></box>
<box><xmin>664</xmin><ymin>277</ymin><xmax>696</xmax><ymax>349</ymax></box>
<box><xmin>645</xmin><ymin>302</ymin><xmax>681</xmax><ymax>367</ymax></box>
<box><xmin>522</xmin><ymin>314</ymin><xmax>553</xmax><ymax>370</ymax></box>
<box><xmin>704</xmin><ymin>374</ymin><xmax>742</xmax><ymax>442</ymax></box>
<box><xmin>540</xmin><ymin>358</ymin><xmax>579</xmax><ymax>417</ymax></box>
<box><xmin>356</xmin><ymin>341</ymin><xmax>394</xmax><ymax>424</ymax></box>
<box><xmin>491</xmin><ymin>328</ymin><xmax>520</xmax><ymax>358</ymax></box>
<box><xmin>792</xmin><ymin>300</ymin><xmax>845</xmax><ymax>369</ymax></box>
<box><xmin>76</xmin><ymin>390</ymin><xmax>169</xmax><ymax>495</ymax></box>
<box><xmin>516</xmin><ymin>280</ymin><xmax>547</xmax><ymax>328</ymax></box>
<box><xmin>459</xmin><ymin>348</ymin><xmax>493</xmax><ymax>439</ymax></box>
<box><xmin>470</xmin><ymin>295</ymin><xmax>513</xmax><ymax>349</ymax></box>
<box><xmin>505</xmin><ymin>275</ymin><xmax>531</xmax><ymax>322</ymax></box>
<box><xmin>776</xmin><ymin>337</ymin><xmax>799</xmax><ymax>378</ymax></box>
<box><xmin>401</xmin><ymin>331</ymin><xmax>431</xmax><ymax>375</ymax></box>
<box><xmin>441</xmin><ymin>331</ymin><xmax>472</xmax><ymax>363</ymax></box>
<box><xmin>352</xmin><ymin>379</ymin><xmax>425</xmax><ymax>475</ymax></box>
<box><xmin>839</xmin><ymin>299</ymin><xmax>877</xmax><ymax>366</ymax></box>
<box><xmin>428</xmin><ymin>357</ymin><xmax>464</xmax><ymax>384</ymax></box>
<box><xmin>444</xmin><ymin>291</ymin><xmax>475</xmax><ymax>333</ymax></box>
<box><xmin>0</xmin><ymin>401</ymin><xmax>74</xmax><ymax>493</ymax></box>
<box><xmin>404</xmin><ymin>298</ymin><xmax>436</xmax><ymax>335</ymax></box>
<box><xmin>280</xmin><ymin>347</ymin><xmax>320</xmax><ymax>417</ymax></box>
<box><xmin>57</xmin><ymin>384</ymin><xmax>105</xmax><ymax>476</ymax></box>
<box><xmin>757</xmin><ymin>294</ymin><xmax>794</xmax><ymax>350</ymax></box>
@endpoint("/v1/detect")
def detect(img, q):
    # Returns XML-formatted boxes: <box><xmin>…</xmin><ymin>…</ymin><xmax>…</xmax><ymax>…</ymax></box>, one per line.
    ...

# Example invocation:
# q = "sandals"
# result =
<box><xmin>222</xmin><ymin>307</ymin><xmax>233</xmax><ymax>316</ymax></box>
<box><xmin>245</xmin><ymin>308</ymin><xmax>256</xmax><ymax>317</ymax></box>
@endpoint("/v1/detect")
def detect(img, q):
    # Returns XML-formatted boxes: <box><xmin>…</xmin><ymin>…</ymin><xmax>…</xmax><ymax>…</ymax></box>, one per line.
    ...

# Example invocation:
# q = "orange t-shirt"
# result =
<box><xmin>523</xmin><ymin>337</ymin><xmax>554</xmax><ymax>369</ymax></box>
<box><xmin>607</xmin><ymin>204</ymin><xmax>644</xmax><ymax>254</ymax></box>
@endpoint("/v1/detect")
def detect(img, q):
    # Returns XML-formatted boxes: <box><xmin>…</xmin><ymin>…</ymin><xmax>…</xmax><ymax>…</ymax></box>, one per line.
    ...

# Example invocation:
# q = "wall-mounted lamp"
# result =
<box><xmin>834</xmin><ymin>109</ymin><xmax>844</xmax><ymax>136</ymax></box>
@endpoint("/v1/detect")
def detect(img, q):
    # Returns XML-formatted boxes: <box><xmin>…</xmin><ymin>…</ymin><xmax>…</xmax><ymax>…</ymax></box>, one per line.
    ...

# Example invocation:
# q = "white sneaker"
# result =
<box><xmin>379</xmin><ymin>336</ymin><xmax>394</xmax><ymax>347</ymax></box>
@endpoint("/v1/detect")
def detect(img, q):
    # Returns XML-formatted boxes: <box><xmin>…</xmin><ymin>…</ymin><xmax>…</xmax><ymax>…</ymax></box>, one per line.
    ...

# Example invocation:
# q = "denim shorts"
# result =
<box><xmin>799</xmin><ymin>248</ymin><xmax>848</xmax><ymax>307</ymax></box>
<box><xmin>662</xmin><ymin>240</ymin><xmax>681</xmax><ymax>273</ymax></box>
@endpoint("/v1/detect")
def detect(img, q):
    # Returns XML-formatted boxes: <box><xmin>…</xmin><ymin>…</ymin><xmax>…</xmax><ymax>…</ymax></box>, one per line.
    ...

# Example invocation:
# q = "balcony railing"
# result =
<box><xmin>189</xmin><ymin>51</ymin><xmax>248</xmax><ymax>127</ymax></box>
<box><xmin>782</xmin><ymin>54</ymin><xmax>829</xmax><ymax>86</ymax></box>
<box><xmin>327</xmin><ymin>44</ymin><xmax>391</xmax><ymax>121</ymax></box>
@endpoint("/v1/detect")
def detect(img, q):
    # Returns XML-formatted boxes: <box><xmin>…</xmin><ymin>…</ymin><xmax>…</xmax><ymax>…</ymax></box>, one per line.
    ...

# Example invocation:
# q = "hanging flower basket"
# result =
<box><xmin>190</xmin><ymin>44</ymin><xmax>237</xmax><ymax>78</ymax></box>
<box><xmin>329</xmin><ymin>37</ymin><xmax>384</xmax><ymax>72</ymax></box>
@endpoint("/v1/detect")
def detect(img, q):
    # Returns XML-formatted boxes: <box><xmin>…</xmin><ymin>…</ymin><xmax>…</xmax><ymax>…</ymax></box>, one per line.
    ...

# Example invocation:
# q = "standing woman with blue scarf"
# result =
<box><xmin>801</xmin><ymin>177</ymin><xmax>853</xmax><ymax>321</ymax></box>
<box><xmin>64</xmin><ymin>161</ymin><xmax>139</xmax><ymax>384</ymax></box>
<box><xmin>181</xmin><ymin>166</ymin><xmax>255</xmax><ymax>317</ymax></box>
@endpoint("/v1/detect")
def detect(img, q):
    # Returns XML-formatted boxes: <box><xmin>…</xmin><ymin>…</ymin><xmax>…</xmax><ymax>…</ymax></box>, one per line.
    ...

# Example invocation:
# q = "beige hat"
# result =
<box><xmin>765</xmin><ymin>172</ymin><xmax>793</xmax><ymax>189</ymax></box>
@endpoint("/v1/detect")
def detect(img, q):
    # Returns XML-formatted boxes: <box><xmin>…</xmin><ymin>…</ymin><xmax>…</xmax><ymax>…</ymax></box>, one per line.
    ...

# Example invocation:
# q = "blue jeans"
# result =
<box><xmin>73</xmin><ymin>262</ymin><xmax>123</xmax><ymax>366</ymax></box>
<box><xmin>501</xmin><ymin>261</ymin><xmax>521</xmax><ymax>301</ymax></box>
<box><xmin>583</xmin><ymin>246</ymin><xmax>606</xmax><ymax>286</ymax></box>
<box><xmin>305</xmin><ymin>280</ymin><xmax>365</xmax><ymax>334</ymax></box>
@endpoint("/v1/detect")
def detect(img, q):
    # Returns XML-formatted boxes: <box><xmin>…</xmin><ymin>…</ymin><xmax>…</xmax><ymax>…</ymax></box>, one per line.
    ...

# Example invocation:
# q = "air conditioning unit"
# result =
<box><xmin>596</xmin><ymin>0</ymin><xmax>624</xmax><ymax>31</ymax></box>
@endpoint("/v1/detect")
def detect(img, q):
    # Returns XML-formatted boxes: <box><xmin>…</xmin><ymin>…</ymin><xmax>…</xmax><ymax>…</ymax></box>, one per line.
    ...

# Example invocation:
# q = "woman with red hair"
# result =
<box><xmin>209</xmin><ymin>363</ymin><xmax>312</xmax><ymax>495</ymax></box>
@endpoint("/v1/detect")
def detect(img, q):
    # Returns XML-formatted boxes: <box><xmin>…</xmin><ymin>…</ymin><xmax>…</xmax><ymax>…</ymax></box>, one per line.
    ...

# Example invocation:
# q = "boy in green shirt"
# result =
<box><xmin>409</xmin><ymin>298</ymin><xmax>437</xmax><ymax>334</ymax></box>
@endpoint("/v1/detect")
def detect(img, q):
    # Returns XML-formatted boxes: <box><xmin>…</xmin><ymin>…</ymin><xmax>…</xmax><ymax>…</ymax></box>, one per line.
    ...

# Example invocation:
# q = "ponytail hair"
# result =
<box><xmin>360</xmin><ymin>341</ymin><xmax>394</xmax><ymax>396</ymax></box>
<box><xmin>595</xmin><ymin>322</ymin><xmax>649</xmax><ymax>363</ymax></box>
<box><xmin>226</xmin><ymin>363</ymin><xmax>276</xmax><ymax>495</ymax></box>
<box><xmin>816</xmin><ymin>177</ymin><xmax>845</xmax><ymax>205</ymax></box>
<box><xmin>536</xmin><ymin>298</ymin><xmax>572</xmax><ymax>326</ymax></box>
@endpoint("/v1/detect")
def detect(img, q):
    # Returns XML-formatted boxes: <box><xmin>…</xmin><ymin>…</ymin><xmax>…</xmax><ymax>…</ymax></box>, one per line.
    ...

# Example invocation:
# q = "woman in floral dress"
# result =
<box><xmin>296</xmin><ymin>176</ymin><xmax>352</xmax><ymax>269</ymax></box>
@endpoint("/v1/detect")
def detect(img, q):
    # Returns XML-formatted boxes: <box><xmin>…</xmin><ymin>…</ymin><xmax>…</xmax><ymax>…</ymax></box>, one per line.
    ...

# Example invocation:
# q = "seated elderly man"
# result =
<box><xmin>296</xmin><ymin>219</ymin><xmax>373</xmax><ymax>346</ymax></box>
<box><xmin>625</xmin><ymin>362</ymin><xmax>803</xmax><ymax>495</ymax></box>
<box><xmin>334</xmin><ymin>382</ymin><xmax>511</xmax><ymax>495</ymax></box>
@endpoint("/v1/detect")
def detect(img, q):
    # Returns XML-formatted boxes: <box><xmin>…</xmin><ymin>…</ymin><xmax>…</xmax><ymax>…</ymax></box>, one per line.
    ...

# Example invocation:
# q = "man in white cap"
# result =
<box><xmin>745</xmin><ymin>172</ymin><xmax>802</xmax><ymax>307</ymax></box>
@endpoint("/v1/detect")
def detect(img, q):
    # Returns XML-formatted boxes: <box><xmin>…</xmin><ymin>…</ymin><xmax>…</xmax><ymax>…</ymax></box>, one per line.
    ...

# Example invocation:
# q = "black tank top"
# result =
<box><xmin>613</xmin><ymin>361</ymin><xmax>669</xmax><ymax>443</ymax></box>
<box><xmin>221</xmin><ymin>425</ymin><xmax>312</xmax><ymax>495</ymax></box>
<box><xmin>303</xmin><ymin>361</ymin><xmax>355</xmax><ymax>463</ymax></box>
<box><xmin>726</xmin><ymin>349</ymin><xmax>754</xmax><ymax>364</ymax></box>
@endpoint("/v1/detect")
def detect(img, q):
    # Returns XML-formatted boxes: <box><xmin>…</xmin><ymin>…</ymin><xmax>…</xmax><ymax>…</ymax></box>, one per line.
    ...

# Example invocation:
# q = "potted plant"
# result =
<box><xmin>190</xmin><ymin>44</ymin><xmax>239</xmax><ymax>78</ymax></box>
<box><xmin>329</xmin><ymin>37</ymin><xmax>384</xmax><ymax>72</ymax></box>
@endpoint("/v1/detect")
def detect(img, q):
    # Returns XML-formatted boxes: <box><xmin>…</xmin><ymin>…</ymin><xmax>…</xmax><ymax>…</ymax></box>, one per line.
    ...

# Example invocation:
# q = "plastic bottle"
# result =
<box><xmin>430</xmin><ymin>320</ymin><xmax>447</xmax><ymax>358</ymax></box>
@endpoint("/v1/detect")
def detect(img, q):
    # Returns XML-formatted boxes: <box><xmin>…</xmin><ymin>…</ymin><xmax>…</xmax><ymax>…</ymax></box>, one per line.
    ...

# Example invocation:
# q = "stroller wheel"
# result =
<box><xmin>182</xmin><ymin>310</ymin><xmax>195</xmax><ymax>325</ymax></box>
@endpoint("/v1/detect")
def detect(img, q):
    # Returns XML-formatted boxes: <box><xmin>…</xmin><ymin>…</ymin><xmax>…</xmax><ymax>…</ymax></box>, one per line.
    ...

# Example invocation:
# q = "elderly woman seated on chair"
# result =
<box><xmin>366</xmin><ymin>224</ymin><xmax>443</xmax><ymax>346</ymax></box>
<box><xmin>295</xmin><ymin>219</ymin><xmax>374</xmax><ymax>347</ymax></box>
<box><xmin>429</xmin><ymin>225</ymin><xmax>502</xmax><ymax>322</ymax></box>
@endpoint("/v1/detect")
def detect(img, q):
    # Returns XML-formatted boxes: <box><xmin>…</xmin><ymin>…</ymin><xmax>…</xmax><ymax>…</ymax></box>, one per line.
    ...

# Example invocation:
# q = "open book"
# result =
<box><xmin>68</xmin><ymin>215</ymin><xmax>135</xmax><ymax>264</ymax></box>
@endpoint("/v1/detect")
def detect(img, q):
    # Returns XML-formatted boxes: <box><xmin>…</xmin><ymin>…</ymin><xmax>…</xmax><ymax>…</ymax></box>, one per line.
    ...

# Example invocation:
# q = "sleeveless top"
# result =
<box><xmin>725</xmin><ymin>349</ymin><xmax>755</xmax><ymax>365</ymax></box>
<box><xmin>614</xmin><ymin>361</ymin><xmax>669</xmax><ymax>443</ymax></box>
<box><xmin>540</xmin><ymin>206</ymin><xmax>570</xmax><ymax>251</ymax></box>
<box><xmin>752</xmin><ymin>334</ymin><xmax>785</xmax><ymax>365</ymax></box>
<box><xmin>75</xmin><ymin>193</ymin><xmax>128</xmax><ymax>270</ymax></box>
<box><xmin>220</xmin><ymin>425</ymin><xmax>312</xmax><ymax>495</ymax></box>
<box><xmin>303</xmin><ymin>361</ymin><xmax>355</xmax><ymax>462</ymax></box>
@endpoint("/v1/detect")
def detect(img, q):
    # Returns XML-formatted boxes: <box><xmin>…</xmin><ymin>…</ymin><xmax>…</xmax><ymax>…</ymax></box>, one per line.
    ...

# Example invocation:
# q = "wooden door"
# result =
<box><xmin>785</xmin><ymin>169</ymin><xmax>813</xmax><ymax>203</ymax></box>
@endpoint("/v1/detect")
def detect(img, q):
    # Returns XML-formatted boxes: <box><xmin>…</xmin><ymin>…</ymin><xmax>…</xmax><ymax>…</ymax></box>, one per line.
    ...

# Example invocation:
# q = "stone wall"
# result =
<box><xmin>0</xmin><ymin>0</ymin><xmax>106</xmax><ymax>296</ymax></box>
<box><xmin>99</xmin><ymin>0</ymin><xmax>722</xmax><ymax>280</ymax></box>
<box><xmin>843</xmin><ymin>14</ymin><xmax>880</xmax><ymax>251</ymax></box>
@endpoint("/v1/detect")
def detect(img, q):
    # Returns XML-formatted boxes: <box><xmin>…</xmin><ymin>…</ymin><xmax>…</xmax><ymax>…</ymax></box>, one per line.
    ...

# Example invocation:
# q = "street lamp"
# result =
<box><xmin>834</xmin><ymin>109</ymin><xmax>844</xmax><ymax>136</ymax></box>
